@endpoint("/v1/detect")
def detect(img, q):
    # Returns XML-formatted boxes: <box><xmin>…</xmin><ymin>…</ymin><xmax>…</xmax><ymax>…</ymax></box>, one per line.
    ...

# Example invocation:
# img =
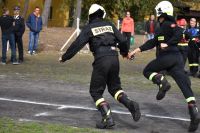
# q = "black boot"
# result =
<box><xmin>96</xmin><ymin>102</ymin><xmax>115</xmax><ymax>129</ymax></box>
<box><xmin>152</xmin><ymin>74</ymin><xmax>171</xmax><ymax>100</ymax></box>
<box><xmin>188</xmin><ymin>104</ymin><xmax>200</xmax><ymax>132</ymax></box>
<box><xmin>118</xmin><ymin>93</ymin><xmax>141</xmax><ymax>122</ymax></box>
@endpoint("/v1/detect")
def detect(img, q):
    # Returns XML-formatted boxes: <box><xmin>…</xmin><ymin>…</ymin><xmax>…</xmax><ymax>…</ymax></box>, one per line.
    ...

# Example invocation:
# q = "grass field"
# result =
<box><xmin>1</xmin><ymin>50</ymin><xmax>200</xmax><ymax>94</ymax></box>
<box><xmin>0</xmin><ymin>117</ymin><xmax>113</xmax><ymax>133</ymax></box>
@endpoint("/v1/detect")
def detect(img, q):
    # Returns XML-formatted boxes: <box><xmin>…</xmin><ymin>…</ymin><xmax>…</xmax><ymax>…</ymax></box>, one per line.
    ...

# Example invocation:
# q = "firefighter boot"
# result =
<box><xmin>118</xmin><ymin>93</ymin><xmax>141</xmax><ymax>122</ymax></box>
<box><xmin>153</xmin><ymin>74</ymin><xmax>171</xmax><ymax>100</ymax></box>
<box><xmin>188</xmin><ymin>104</ymin><xmax>200</xmax><ymax>132</ymax></box>
<box><xmin>96</xmin><ymin>102</ymin><xmax>115</xmax><ymax>129</ymax></box>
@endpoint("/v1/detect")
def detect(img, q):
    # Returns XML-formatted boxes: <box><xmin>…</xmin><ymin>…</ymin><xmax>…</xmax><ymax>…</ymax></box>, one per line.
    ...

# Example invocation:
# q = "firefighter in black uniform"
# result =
<box><xmin>128</xmin><ymin>1</ymin><xmax>200</xmax><ymax>132</ymax></box>
<box><xmin>176</xmin><ymin>18</ymin><xmax>190</xmax><ymax>68</ymax></box>
<box><xmin>59</xmin><ymin>4</ymin><xmax>141</xmax><ymax>129</ymax></box>
<box><xmin>187</xmin><ymin>18</ymin><xmax>200</xmax><ymax>77</ymax></box>
<box><xmin>13</xmin><ymin>6</ymin><xmax>25</xmax><ymax>63</ymax></box>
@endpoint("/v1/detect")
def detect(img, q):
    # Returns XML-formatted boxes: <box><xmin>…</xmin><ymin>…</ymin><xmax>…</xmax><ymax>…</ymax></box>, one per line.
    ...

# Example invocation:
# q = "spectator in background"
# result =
<box><xmin>187</xmin><ymin>18</ymin><xmax>200</xmax><ymax>77</ymax></box>
<box><xmin>26</xmin><ymin>6</ymin><xmax>42</xmax><ymax>55</ymax></box>
<box><xmin>144</xmin><ymin>14</ymin><xmax>158</xmax><ymax>40</ymax></box>
<box><xmin>13</xmin><ymin>6</ymin><xmax>25</xmax><ymax>63</ymax></box>
<box><xmin>0</xmin><ymin>8</ymin><xmax>19</xmax><ymax>65</ymax></box>
<box><xmin>121</xmin><ymin>11</ymin><xmax>134</xmax><ymax>50</ymax></box>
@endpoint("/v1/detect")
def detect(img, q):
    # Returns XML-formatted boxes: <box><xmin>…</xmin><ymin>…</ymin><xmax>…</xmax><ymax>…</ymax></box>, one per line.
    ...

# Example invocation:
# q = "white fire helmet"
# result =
<box><xmin>155</xmin><ymin>1</ymin><xmax>173</xmax><ymax>17</ymax></box>
<box><xmin>89</xmin><ymin>4</ymin><xmax>106</xmax><ymax>18</ymax></box>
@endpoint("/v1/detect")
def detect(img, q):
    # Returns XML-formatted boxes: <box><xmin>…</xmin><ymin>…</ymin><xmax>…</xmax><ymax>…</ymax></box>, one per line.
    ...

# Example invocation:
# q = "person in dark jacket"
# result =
<box><xmin>187</xmin><ymin>18</ymin><xmax>200</xmax><ymax>77</ymax></box>
<box><xmin>0</xmin><ymin>8</ymin><xmax>18</xmax><ymax>65</ymax></box>
<box><xmin>13</xmin><ymin>6</ymin><xmax>25</xmax><ymax>63</ymax></box>
<box><xmin>128</xmin><ymin>1</ymin><xmax>200</xmax><ymax>132</ymax></box>
<box><xmin>176</xmin><ymin>18</ymin><xmax>190</xmax><ymax>67</ymax></box>
<box><xmin>26</xmin><ymin>6</ymin><xmax>42</xmax><ymax>55</ymax></box>
<box><xmin>144</xmin><ymin>14</ymin><xmax>158</xmax><ymax>40</ymax></box>
<box><xmin>59</xmin><ymin>4</ymin><xmax>141</xmax><ymax>129</ymax></box>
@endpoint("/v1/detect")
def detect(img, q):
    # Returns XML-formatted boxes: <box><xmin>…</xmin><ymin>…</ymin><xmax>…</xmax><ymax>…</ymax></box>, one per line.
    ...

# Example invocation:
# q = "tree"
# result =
<box><xmin>42</xmin><ymin>0</ymin><xmax>52</xmax><ymax>27</ymax></box>
<box><xmin>22</xmin><ymin>0</ymin><xmax>29</xmax><ymax>18</ymax></box>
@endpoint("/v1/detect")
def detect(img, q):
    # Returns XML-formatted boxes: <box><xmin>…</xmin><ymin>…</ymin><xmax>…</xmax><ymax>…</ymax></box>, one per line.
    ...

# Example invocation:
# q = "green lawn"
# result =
<box><xmin>1</xmin><ymin>51</ymin><xmax>200</xmax><ymax>94</ymax></box>
<box><xmin>0</xmin><ymin>117</ymin><xmax>118</xmax><ymax>133</ymax></box>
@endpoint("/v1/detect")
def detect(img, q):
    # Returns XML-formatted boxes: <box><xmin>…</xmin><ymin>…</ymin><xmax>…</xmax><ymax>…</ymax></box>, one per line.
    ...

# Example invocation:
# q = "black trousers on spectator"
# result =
<box><xmin>15</xmin><ymin>34</ymin><xmax>24</xmax><ymax>61</ymax></box>
<box><xmin>188</xmin><ymin>41</ymin><xmax>199</xmax><ymax>74</ymax></box>
<box><xmin>178</xmin><ymin>45</ymin><xmax>188</xmax><ymax>66</ymax></box>
<box><xmin>122</xmin><ymin>32</ymin><xmax>131</xmax><ymax>51</ymax></box>
<box><xmin>90</xmin><ymin>55</ymin><xmax>122</xmax><ymax>102</ymax></box>
<box><xmin>143</xmin><ymin>52</ymin><xmax>194</xmax><ymax>100</ymax></box>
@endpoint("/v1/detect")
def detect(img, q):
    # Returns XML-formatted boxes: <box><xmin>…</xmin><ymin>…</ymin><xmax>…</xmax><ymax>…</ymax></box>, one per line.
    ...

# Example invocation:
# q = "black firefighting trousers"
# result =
<box><xmin>90</xmin><ymin>55</ymin><xmax>122</xmax><ymax>102</ymax></box>
<box><xmin>178</xmin><ymin>45</ymin><xmax>188</xmax><ymax>66</ymax></box>
<box><xmin>188</xmin><ymin>41</ymin><xmax>199</xmax><ymax>74</ymax></box>
<box><xmin>143</xmin><ymin>52</ymin><xmax>194</xmax><ymax>101</ymax></box>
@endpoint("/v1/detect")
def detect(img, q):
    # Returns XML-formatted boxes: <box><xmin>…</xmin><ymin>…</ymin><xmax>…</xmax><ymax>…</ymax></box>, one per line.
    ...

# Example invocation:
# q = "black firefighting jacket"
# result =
<box><xmin>139</xmin><ymin>15</ymin><xmax>183</xmax><ymax>55</ymax></box>
<box><xmin>61</xmin><ymin>18</ymin><xmax>128</xmax><ymax>62</ymax></box>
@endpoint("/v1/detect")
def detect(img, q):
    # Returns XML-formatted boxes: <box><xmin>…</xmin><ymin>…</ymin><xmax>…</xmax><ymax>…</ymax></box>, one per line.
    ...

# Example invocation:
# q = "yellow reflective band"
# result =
<box><xmin>178</xmin><ymin>43</ymin><xmax>188</xmax><ymax>46</ymax></box>
<box><xmin>186</xmin><ymin>97</ymin><xmax>196</xmax><ymax>103</ymax></box>
<box><xmin>95</xmin><ymin>98</ymin><xmax>105</xmax><ymax>107</ymax></box>
<box><xmin>189</xmin><ymin>64</ymin><xmax>199</xmax><ymax>67</ymax></box>
<box><xmin>192</xmin><ymin>38</ymin><xmax>196</xmax><ymax>41</ymax></box>
<box><xmin>149</xmin><ymin>72</ymin><xmax>158</xmax><ymax>81</ymax></box>
<box><xmin>158</xmin><ymin>36</ymin><xmax>164</xmax><ymax>41</ymax></box>
<box><xmin>107</xmin><ymin>109</ymin><xmax>111</xmax><ymax>116</ymax></box>
<box><xmin>114</xmin><ymin>90</ymin><xmax>124</xmax><ymax>100</ymax></box>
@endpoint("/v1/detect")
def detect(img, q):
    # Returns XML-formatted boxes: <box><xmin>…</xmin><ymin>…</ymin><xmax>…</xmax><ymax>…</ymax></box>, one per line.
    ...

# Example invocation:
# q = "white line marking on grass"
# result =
<box><xmin>0</xmin><ymin>97</ymin><xmax>190</xmax><ymax>122</ymax></box>
<box><xmin>34</xmin><ymin>112</ymin><xmax>51</xmax><ymax>117</ymax></box>
<box><xmin>19</xmin><ymin>118</ymin><xmax>38</xmax><ymax>122</ymax></box>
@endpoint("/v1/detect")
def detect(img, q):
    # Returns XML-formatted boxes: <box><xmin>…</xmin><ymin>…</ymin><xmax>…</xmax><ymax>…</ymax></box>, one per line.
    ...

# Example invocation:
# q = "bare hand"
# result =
<box><xmin>160</xmin><ymin>43</ymin><xmax>168</xmax><ymax>49</ymax></box>
<box><xmin>59</xmin><ymin>57</ymin><xmax>63</xmax><ymax>63</ymax></box>
<box><xmin>122</xmin><ymin>54</ymin><xmax>129</xmax><ymax>59</ymax></box>
<box><xmin>128</xmin><ymin>48</ymin><xmax>141</xmax><ymax>60</ymax></box>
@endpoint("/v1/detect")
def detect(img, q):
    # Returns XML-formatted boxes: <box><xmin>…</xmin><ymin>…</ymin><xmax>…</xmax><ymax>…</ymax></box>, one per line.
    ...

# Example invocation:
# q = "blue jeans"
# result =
<box><xmin>147</xmin><ymin>33</ymin><xmax>155</xmax><ymax>40</ymax></box>
<box><xmin>28</xmin><ymin>31</ymin><xmax>39</xmax><ymax>54</ymax></box>
<box><xmin>1</xmin><ymin>33</ymin><xmax>17</xmax><ymax>62</ymax></box>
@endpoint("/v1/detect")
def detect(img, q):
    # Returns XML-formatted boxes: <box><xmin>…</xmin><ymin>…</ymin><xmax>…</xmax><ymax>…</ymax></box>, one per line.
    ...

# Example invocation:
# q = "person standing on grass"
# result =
<box><xmin>59</xmin><ymin>4</ymin><xmax>141</xmax><ymax>129</ymax></box>
<box><xmin>187</xmin><ymin>18</ymin><xmax>200</xmax><ymax>77</ymax></box>
<box><xmin>121</xmin><ymin>11</ymin><xmax>134</xmax><ymax>50</ymax></box>
<box><xmin>13</xmin><ymin>6</ymin><xmax>25</xmax><ymax>63</ymax></box>
<box><xmin>26</xmin><ymin>6</ymin><xmax>42</xmax><ymax>55</ymax></box>
<box><xmin>0</xmin><ymin>8</ymin><xmax>19</xmax><ymax>65</ymax></box>
<box><xmin>128</xmin><ymin>1</ymin><xmax>200</xmax><ymax>132</ymax></box>
<box><xmin>144</xmin><ymin>14</ymin><xmax>158</xmax><ymax>40</ymax></box>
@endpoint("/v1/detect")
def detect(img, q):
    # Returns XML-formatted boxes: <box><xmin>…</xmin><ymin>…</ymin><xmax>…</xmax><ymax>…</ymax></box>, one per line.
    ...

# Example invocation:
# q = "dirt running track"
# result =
<box><xmin>0</xmin><ymin>74</ymin><xmax>200</xmax><ymax>133</ymax></box>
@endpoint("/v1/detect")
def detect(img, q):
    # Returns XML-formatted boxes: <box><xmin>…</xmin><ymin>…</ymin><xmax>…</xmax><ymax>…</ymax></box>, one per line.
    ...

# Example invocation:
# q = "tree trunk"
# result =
<box><xmin>72</xmin><ymin>0</ymin><xmax>82</xmax><ymax>28</ymax></box>
<box><xmin>22</xmin><ymin>0</ymin><xmax>30</xmax><ymax>18</ymax></box>
<box><xmin>42</xmin><ymin>0</ymin><xmax>52</xmax><ymax>28</ymax></box>
<box><xmin>68</xmin><ymin>0</ymin><xmax>75</xmax><ymax>27</ymax></box>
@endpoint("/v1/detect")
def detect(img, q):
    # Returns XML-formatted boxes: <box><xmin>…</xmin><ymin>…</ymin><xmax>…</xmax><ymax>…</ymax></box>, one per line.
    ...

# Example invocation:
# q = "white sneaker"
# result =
<box><xmin>1</xmin><ymin>62</ymin><xmax>6</xmax><ymax>65</ymax></box>
<box><xmin>33</xmin><ymin>51</ymin><xmax>36</xmax><ymax>55</ymax></box>
<box><xmin>28</xmin><ymin>51</ymin><xmax>31</xmax><ymax>54</ymax></box>
<box><xmin>12</xmin><ymin>62</ymin><xmax>20</xmax><ymax>65</ymax></box>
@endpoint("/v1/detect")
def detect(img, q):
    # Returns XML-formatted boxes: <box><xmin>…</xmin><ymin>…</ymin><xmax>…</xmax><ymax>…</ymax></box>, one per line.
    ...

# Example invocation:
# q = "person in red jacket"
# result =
<box><xmin>121</xmin><ymin>11</ymin><xmax>134</xmax><ymax>50</ymax></box>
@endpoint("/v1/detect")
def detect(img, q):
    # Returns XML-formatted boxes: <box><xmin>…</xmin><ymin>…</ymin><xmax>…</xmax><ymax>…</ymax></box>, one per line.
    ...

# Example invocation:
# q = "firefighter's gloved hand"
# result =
<box><xmin>160</xmin><ymin>43</ymin><xmax>168</xmax><ymax>49</ymax></box>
